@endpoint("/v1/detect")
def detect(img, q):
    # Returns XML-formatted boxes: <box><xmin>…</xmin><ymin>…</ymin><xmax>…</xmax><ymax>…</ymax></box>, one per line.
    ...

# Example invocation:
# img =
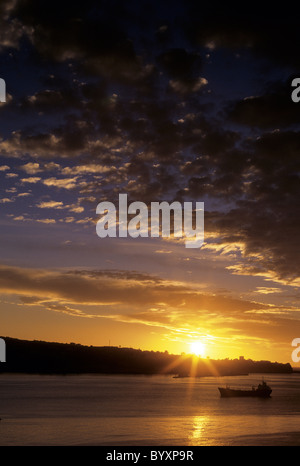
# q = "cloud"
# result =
<box><xmin>68</xmin><ymin>205</ymin><xmax>84</xmax><ymax>213</ymax></box>
<box><xmin>226</xmin><ymin>82</ymin><xmax>300</xmax><ymax>129</ymax></box>
<box><xmin>61</xmin><ymin>164</ymin><xmax>113</xmax><ymax>175</ymax></box>
<box><xmin>43</xmin><ymin>177</ymin><xmax>78</xmax><ymax>190</ymax></box>
<box><xmin>0</xmin><ymin>264</ymin><xmax>286</xmax><ymax>318</ymax></box>
<box><xmin>184</xmin><ymin>2</ymin><xmax>300</xmax><ymax>68</ymax></box>
<box><xmin>0</xmin><ymin>127</ymin><xmax>89</xmax><ymax>159</ymax></box>
<box><xmin>11</xmin><ymin>0</ymin><xmax>155</xmax><ymax>89</ymax></box>
<box><xmin>36</xmin><ymin>218</ymin><xmax>56</xmax><ymax>224</ymax></box>
<box><xmin>255</xmin><ymin>287</ymin><xmax>282</xmax><ymax>295</ymax></box>
<box><xmin>36</xmin><ymin>200</ymin><xmax>64</xmax><ymax>209</ymax></box>
<box><xmin>169</xmin><ymin>77</ymin><xmax>208</xmax><ymax>95</ymax></box>
<box><xmin>21</xmin><ymin>177</ymin><xmax>41</xmax><ymax>183</ymax></box>
<box><xmin>156</xmin><ymin>48</ymin><xmax>208</xmax><ymax>94</ymax></box>
<box><xmin>22</xmin><ymin>88</ymin><xmax>79</xmax><ymax>113</ymax></box>
<box><xmin>0</xmin><ymin>0</ymin><xmax>298</xmax><ymax>293</ymax></box>
<box><xmin>36</xmin><ymin>199</ymin><xmax>84</xmax><ymax>215</ymax></box>
<box><xmin>16</xmin><ymin>192</ymin><xmax>31</xmax><ymax>198</ymax></box>
<box><xmin>20</xmin><ymin>162</ymin><xmax>41</xmax><ymax>174</ymax></box>
<box><xmin>0</xmin><ymin>264</ymin><xmax>296</xmax><ymax>348</ymax></box>
<box><xmin>206</xmin><ymin>199</ymin><xmax>300</xmax><ymax>285</ymax></box>
<box><xmin>0</xmin><ymin>0</ymin><xmax>29</xmax><ymax>50</ymax></box>
<box><xmin>157</xmin><ymin>48</ymin><xmax>202</xmax><ymax>79</ymax></box>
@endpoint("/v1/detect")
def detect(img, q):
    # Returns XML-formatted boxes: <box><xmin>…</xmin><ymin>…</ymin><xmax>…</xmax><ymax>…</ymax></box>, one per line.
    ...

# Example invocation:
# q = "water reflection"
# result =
<box><xmin>188</xmin><ymin>415</ymin><xmax>214</xmax><ymax>446</ymax></box>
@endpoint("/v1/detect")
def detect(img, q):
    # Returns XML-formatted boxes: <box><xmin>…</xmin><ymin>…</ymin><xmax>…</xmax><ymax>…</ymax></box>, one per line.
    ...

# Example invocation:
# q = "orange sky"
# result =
<box><xmin>1</xmin><ymin>231</ymin><xmax>299</xmax><ymax>365</ymax></box>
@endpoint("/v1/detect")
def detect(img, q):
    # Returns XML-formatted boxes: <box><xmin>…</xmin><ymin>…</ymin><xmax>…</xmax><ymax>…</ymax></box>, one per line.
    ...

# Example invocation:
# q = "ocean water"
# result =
<box><xmin>0</xmin><ymin>373</ymin><xmax>300</xmax><ymax>446</ymax></box>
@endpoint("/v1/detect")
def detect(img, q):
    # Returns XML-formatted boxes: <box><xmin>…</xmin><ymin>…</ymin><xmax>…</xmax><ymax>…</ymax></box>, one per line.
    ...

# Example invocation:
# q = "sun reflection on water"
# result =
<box><xmin>188</xmin><ymin>415</ymin><xmax>211</xmax><ymax>446</ymax></box>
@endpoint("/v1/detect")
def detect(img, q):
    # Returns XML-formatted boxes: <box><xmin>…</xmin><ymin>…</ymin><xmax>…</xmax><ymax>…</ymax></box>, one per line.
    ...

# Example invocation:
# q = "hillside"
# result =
<box><xmin>0</xmin><ymin>336</ymin><xmax>293</xmax><ymax>376</ymax></box>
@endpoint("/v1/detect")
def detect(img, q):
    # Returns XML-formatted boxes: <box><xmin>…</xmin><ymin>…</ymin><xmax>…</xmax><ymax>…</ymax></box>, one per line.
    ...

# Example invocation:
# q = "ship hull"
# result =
<box><xmin>218</xmin><ymin>387</ymin><xmax>272</xmax><ymax>398</ymax></box>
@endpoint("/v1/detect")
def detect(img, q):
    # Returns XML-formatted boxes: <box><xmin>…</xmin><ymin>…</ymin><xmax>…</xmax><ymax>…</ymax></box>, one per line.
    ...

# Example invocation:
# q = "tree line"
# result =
<box><xmin>0</xmin><ymin>337</ymin><xmax>293</xmax><ymax>376</ymax></box>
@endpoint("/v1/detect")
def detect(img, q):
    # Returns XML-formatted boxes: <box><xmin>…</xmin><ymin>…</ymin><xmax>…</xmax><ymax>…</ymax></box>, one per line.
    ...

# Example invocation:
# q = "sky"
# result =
<box><xmin>0</xmin><ymin>0</ymin><xmax>299</xmax><ymax>365</ymax></box>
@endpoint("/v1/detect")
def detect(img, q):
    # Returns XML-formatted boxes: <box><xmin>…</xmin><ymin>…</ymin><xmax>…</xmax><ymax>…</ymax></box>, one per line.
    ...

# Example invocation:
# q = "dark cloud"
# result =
<box><xmin>0</xmin><ymin>0</ymin><xmax>298</xmax><ymax>288</ymax></box>
<box><xmin>206</xmin><ymin>197</ymin><xmax>300</xmax><ymax>283</ymax></box>
<box><xmin>157</xmin><ymin>48</ymin><xmax>201</xmax><ymax>79</ymax></box>
<box><xmin>0</xmin><ymin>123</ymin><xmax>90</xmax><ymax>159</ymax></box>
<box><xmin>0</xmin><ymin>0</ymin><xmax>27</xmax><ymax>50</ymax></box>
<box><xmin>156</xmin><ymin>48</ymin><xmax>207</xmax><ymax>95</ymax></box>
<box><xmin>226</xmin><ymin>81</ymin><xmax>300</xmax><ymax>129</ymax></box>
<box><xmin>12</xmin><ymin>0</ymin><xmax>156</xmax><ymax>88</ymax></box>
<box><xmin>0</xmin><ymin>264</ymin><xmax>277</xmax><ymax>315</ymax></box>
<box><xmin>21</xmin><ymin>88</ymin><xmax>80</xmax><ymax>113</ymax></box>
<box><xmin>184</xmin><ymin>2</ymin><xmax>300</xmax><ymax>68</ymax></box>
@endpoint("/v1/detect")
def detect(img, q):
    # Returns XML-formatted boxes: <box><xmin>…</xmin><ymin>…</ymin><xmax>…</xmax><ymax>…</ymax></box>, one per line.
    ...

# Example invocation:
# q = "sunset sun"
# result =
<box><xmin>190</xmin><ymin>341</ymin><xmax>206</xmax><ymax>357</ymax></box>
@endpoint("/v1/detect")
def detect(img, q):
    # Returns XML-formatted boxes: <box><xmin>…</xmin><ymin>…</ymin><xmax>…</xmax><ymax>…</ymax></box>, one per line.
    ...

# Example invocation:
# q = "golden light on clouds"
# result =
<box><xmin>0</xmin><ymin>261</ymin><xmax>299</xmax><ymax>363</ymax></box>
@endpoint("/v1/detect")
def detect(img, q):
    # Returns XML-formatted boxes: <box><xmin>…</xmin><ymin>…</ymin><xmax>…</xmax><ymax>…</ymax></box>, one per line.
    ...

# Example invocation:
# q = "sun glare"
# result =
<box><xmin>190</xmin><ymin>341</ymin><xmax>206</xmax><ymax>357</ymax></box>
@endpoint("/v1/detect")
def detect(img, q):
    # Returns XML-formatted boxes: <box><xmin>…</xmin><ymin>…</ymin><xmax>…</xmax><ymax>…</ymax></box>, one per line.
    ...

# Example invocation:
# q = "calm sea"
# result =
<box><xmin>0</xmin><ymin>373</ymin><xmax>300</xmax><ymax>446</ymax></box>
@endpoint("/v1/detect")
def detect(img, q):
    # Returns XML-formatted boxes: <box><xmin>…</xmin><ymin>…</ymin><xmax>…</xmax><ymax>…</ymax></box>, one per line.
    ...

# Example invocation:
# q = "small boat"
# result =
<box><xmin>218</xmin><ymin>380</ymin><xmax>272</xmax><ymax>398</ymax></box>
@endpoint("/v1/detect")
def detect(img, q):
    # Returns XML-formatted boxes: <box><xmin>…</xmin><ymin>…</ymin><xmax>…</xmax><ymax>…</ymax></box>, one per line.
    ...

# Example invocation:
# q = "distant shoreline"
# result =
<box><xmin>0</xmin><ymin>336</ymin><xmax>294</xmax><ymax>377</ymax></box>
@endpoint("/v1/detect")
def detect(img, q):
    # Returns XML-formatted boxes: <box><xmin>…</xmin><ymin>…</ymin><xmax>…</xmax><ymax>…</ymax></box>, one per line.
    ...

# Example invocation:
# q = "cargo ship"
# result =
<box><xmin>218</xmin><ymin>380</ymin><xmax>272</xmax><ymax>398</ymax></box>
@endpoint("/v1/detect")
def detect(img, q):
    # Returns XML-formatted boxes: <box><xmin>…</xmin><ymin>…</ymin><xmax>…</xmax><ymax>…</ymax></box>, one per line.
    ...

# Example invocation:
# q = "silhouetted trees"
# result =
<box><xmin>0</xmin><ymin>337</ymin><xmax>293</xmax><ymax>376</ymax></box>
